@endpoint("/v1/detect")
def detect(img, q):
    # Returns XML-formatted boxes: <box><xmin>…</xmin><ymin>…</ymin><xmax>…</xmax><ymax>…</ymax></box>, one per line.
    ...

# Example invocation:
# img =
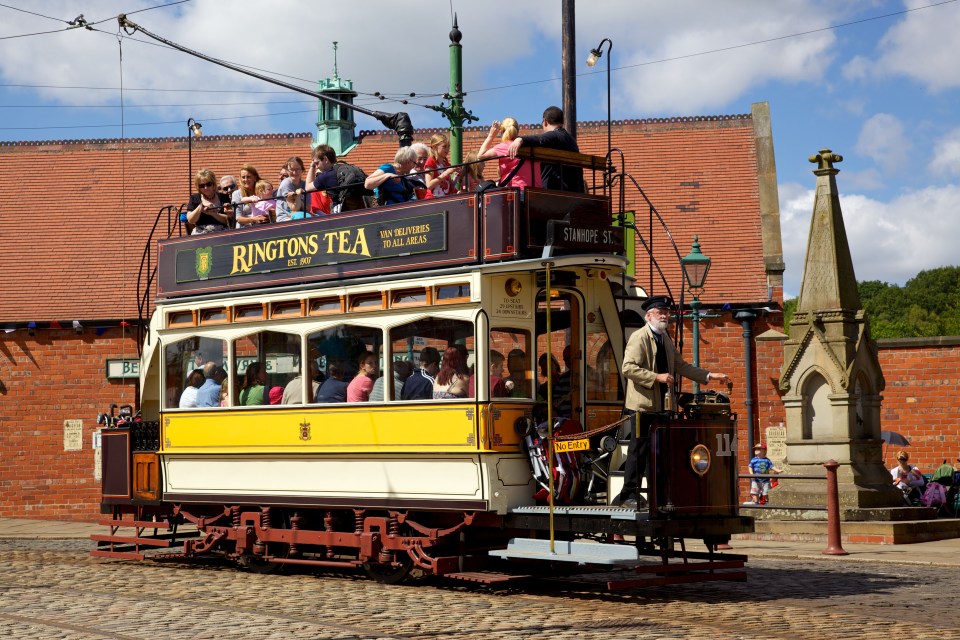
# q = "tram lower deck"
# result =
<box><xmin>94</xmin><ymin>182</ymin><xmax>752</xmax><ymax>587</ymax></box>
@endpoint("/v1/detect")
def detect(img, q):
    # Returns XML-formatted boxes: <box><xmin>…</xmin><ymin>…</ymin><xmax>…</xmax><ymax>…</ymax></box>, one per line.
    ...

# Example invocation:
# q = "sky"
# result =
<box><xmin>1</xmin><ymin>0</ymin><xmax>959</xmax><ymax>298</ymax></box>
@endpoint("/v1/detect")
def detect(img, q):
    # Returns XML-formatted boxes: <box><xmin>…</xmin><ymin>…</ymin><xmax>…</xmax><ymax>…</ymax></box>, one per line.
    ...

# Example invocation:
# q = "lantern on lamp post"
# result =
<box><xmin>680</xmin><ymin>235</ymin><xmax>712</xmax><ymax>393</ymax></box>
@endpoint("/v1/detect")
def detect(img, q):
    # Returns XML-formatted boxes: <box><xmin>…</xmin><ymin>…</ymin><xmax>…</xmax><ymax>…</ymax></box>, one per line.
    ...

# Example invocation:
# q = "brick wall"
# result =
<box><xmin>876</xmin><ymin>337</ymin><xmax>960</xmax><ymax>472</ymax></box>
<box><xmin>0</xmin><ymin>329</ymin><xmax>137</xmax><ymax>521</ymax></box>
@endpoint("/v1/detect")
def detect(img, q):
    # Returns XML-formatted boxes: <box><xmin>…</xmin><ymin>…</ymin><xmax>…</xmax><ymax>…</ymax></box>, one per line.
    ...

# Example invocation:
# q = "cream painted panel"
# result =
<box><xmin>163</xmin><ymin>455</ymin><xmax>483</xmax><ymax>499</ymax></box>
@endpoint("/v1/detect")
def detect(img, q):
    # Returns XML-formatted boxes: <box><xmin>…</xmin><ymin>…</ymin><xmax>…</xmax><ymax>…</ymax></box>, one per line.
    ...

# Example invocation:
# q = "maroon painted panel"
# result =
<box><xmin>101</xmin><ymin>428</ymin><xmax>131</xmax><ymax>500</ymax></box>
<box><xmin>482</xmin><ymin>188</ymin><xmax>520</xmax><ymax>260</ymax></box>
<box><xmin>157</xmin><ymin>196</ymin><xmax>479</xmax><ymax>298</ymax></box>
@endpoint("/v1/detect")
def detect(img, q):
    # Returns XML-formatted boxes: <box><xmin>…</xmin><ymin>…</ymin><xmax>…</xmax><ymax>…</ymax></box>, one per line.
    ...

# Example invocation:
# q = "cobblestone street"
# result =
<box><xmin>0</xmin><ymin>539</ymin><xmax>955</xmax><ymax>639</ymax></box>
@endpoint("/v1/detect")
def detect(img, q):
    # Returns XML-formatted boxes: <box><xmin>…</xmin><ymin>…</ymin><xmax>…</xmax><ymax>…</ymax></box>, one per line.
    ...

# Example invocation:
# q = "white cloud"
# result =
<box><xmin>844</xmin><ymin>0</ymin><xmax>960</xmax><ymax>90</ymax></box>
<box><xmin>929</xmin><ymin>127</ymin><xmax>960</xmax><ymax>177</ymax></box>
<box><xmin>855</xmin><ymin>113</ymin><xmax>910</xmax><ymax>173</ymax></box>
<box><xmin>780</xmin><ymin>181</ymin><xmax>960</xmax><ymax>297</ymax></box>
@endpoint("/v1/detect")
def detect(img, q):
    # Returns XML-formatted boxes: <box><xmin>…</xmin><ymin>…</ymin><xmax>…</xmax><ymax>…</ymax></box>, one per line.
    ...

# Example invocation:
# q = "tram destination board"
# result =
<box><xmin>157</xmin><ymin>197</ymin><xmax>478</xmax><ymax>297</ymax></box>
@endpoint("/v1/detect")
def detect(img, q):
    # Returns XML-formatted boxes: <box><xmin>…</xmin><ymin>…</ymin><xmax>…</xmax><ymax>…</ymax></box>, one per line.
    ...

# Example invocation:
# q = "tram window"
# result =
<box><xmin>167</xmin><ymin>310</ymin><xmax>196</xmax><ymax>328</ymax></box>
<box><xmin>390</xmin><ymin>288</ymin><xmax>429</xmax><ymax>308</ymax></box>
<box><xmin>164</xmin><ymin>337</ymin><xmax>227</xmax><ymax>410</ymax></box>
<box><xmin>490</xmin><ymin>328</ymin><xmax>532</xmax><ymax>399</ymax></box>
<box><xmin>199</xmin><ymin>307</ymin><xmax>229</xmax><ymax>324</ymax></box>
<box><xmin>535</xmin><ymin>292</ymin><xmax>580</xmax><ymax>419</ymax></box>
<box><xmin>308</xmin><ymin>324</ymin><xmax>384</xmax><ymax>404</ymax></box>
<box><xmin>309</xmin><ymin>296</ymin><xmax>343</xmax><ymax>316</ymax></box>
<box><xmin>271</xmin><ymin>300</ymin><xmax>303</xmax><ymax>318</ymax></box>
<box><xmin>349</xmin><ymin>293</ymin><xmax>385</xmax><ymax>311</ymax></box>
<box><xmin>234</xmin><ymin>304</ymin><xmax>265</xmax><ymax>322</ymax></box>
<box><xmin>233</xmin><ymin>331</ymin><xmax>302</xmax><ymax>406</ymax></box>
<box><xmin>390</xmin><ymin>318</ymin><xmax>475</xmax><ymax>401</ymax></box>
<box><xmin>435</xmin><ymin>283</ymin><xmax>471</xmax><ymax>303</ymax></box>
<box><xmin>587</xmin><ymin>339</ymin><xmax>623</xmax><ymax>402</ymax></box>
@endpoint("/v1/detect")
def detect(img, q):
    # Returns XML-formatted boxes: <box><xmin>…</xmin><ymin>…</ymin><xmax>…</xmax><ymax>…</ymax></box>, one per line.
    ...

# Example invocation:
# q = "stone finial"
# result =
<box><xmin>809</xmin><ymin>148</ymin><xmax>843</xmax><ymax>173</ymax></box>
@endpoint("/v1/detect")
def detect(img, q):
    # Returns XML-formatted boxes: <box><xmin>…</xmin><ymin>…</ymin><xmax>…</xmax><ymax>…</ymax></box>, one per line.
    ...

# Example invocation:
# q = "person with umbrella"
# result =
<box><xmin>891</xmin><ymin>450</ymin><xmax>925</xmax><ymax>504</ymax></box>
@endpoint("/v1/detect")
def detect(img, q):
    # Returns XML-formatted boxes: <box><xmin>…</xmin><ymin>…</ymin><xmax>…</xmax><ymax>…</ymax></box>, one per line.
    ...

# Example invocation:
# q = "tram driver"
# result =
<box><xmin>618</xmin><ymin>296</ymin><xmax>730</xmax><ymax>510</ymax></box>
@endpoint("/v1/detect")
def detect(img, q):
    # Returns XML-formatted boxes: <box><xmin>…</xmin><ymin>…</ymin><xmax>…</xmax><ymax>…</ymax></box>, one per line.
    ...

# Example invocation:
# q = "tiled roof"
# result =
<box><xmin>0</xmin><ymin>113</ymin><xmax>771</xmax><ymax>323</ymax></box>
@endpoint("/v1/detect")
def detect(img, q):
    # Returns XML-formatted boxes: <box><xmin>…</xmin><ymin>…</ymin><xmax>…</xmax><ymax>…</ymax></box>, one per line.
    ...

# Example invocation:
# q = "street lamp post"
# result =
<box><xmin>681</xmin><ymin>236</ymin><xmax>712</xmax><ymax>394</ymax></box>
<box><xmin>186</xmin><ymin>118</ymin><xmax>202</xmax><ymax>199</ymax></box>
<box><xmin>586</xmin><ymin>38</ymin><xmax>613</xmax><ymax>172</ymax></box>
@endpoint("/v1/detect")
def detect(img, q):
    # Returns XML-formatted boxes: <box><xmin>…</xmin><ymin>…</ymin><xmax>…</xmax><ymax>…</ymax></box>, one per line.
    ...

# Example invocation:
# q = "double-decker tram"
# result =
<box><xmin>94</xmin><ymin>149</ymin><xmax>753</xmax><ymax>589</ymax></box>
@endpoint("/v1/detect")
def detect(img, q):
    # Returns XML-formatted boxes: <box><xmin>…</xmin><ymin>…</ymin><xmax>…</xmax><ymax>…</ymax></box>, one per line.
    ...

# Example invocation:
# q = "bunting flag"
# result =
<box><xmin>49</xmin><ymin>320</ymin><xmax>62</xmax><ymax>329</ymax></box>
<box><xmin>95</xmin><ymin>327</ymin><xmax>108</xmax><ymax>336</ymax></box>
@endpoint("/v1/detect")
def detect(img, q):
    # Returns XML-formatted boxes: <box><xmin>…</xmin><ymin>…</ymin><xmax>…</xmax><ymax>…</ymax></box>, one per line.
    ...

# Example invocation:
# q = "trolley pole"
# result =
<box><xmin>544</xmin><ymin>261</ymin><xmax>556</xmax><ymax>554</ymax></box>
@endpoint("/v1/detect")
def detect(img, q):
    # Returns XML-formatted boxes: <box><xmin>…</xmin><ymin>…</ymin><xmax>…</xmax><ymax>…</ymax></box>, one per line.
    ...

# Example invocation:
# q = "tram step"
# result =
<box><xmin>444</xmin><ymin>570</ymin><xmax>534</xmax><ymax>584</ymax></box>
<box><xmin>98</xmin><ymin>518</ymin><xmax>172</xmax><ymax>530</ymax></box>
<box><xmin>91</xmin><ymin>534</ymin><xmax>172</xmax><ymax>548</ymax></box>
<box><xmin>90</xmin><ymin>549</ymin><xmax>145</xmax><ymax>561</ymax></box>
<box><xmin>489</xmin><ymin>537</ymin><xmax>639</xmax><ymax>565</ymax></box>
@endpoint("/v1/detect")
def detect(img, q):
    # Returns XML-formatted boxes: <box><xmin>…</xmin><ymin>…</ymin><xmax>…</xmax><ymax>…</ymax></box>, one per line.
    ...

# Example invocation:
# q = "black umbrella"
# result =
<box><xmin>881</xmin><ymin>430</ymin><xmax>910</xmax><ymax>446</ymax></box>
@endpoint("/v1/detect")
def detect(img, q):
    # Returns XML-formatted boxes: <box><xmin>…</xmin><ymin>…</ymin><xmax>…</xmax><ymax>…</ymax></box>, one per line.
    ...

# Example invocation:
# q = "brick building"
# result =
<box><xmin>2</xmin><ymin>100</ymin><xmax>949</xmax><ymax>521</ymax></box>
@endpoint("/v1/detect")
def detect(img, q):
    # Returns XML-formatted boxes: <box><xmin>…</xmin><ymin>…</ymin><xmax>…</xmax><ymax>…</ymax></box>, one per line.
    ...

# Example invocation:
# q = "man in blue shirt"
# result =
<box><xmin>196</xmin><ymin>363</ymin><xmax>227</xmax><ymax>407</ymax></box>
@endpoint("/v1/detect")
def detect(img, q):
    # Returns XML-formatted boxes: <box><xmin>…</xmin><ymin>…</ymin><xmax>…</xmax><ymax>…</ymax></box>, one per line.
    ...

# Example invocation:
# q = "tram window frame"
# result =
<box><xmin>233</xmin><ymin>330</ymin><xmax>303</xmax><ymax>407</ymax></box>
<box><xmin>167</xmin><ymin>310</ymin><xmax>196</xmax><ymax>328</ymax></box>
<box><xmin>489</xmin><ymin>328</ymin><xmax>533</xmax><ymax>400</ymax></box>
<box><xmin>163</xmin><ymin>336</ymin><xmax>227</xmax><ymax>410</ymax></box>
<box><xmin>435</xmin><ymin>283</ymin><xmax>471</xmax><ymax>304</ymax></box>
<box><xmin>308</xmin><ymin>296</ymin><xmax>344</xmax><ymax>316</ymax></box>
<box><xmin>270</xmin><ymin>300</ymin><xmax>305</xmax><ymax>319</ymax></box>
<box><xmin>233</xmin><ymin>303</ymin><xmax>266</xmax><ymax>322</ymax></box>
<box><xmin>308</xmin><ymin>323</ymin><xmax>385</xmax><ymax>404</ymax></box>
<box><xmin>199</xmin><ymin>307</ymin><xmax>230</xmax><ymax>325</ymax></box>
<box><xmin>390</xmin><ymin>288</ymin><xmax>431</xmax><ymax>308</ymax></box>
<box><xmin>535</xmin><ymin>289</ymin><xmax>582</xmax><ymax>422</ymax></box>
<box><xmin>389</xmin><ymin>317</ymin><xmax>476</xmax><ymax>401</ymax></box>
<box><xmin>349</xmin><ymin>292</ymin><xmax>387</xmax><ymax>312</ymax></box>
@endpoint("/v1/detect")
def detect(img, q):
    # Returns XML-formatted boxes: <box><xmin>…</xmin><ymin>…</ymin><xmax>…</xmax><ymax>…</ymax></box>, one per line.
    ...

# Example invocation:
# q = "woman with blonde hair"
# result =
<box><xmin>477</xmin><ymin>118</ymin><xmax>541</xmax><ymax>189</ymax></box>
<box><xmin>423</xmin><ymin>133</ymin><xmax>458</xmax><ymax>197</ymax></box>
<box><xmin>233</xmin><ymin>164</ymin><xmax>269</xmax><ymax>227</ymax></box>
<box><xmin>186</xmin><ymin>169</ymin><xmax>231</xmax><ymax>235</ymax></box>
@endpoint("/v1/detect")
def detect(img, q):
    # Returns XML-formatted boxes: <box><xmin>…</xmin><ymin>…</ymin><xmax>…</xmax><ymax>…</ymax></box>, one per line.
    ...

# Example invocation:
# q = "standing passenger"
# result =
<box><xmin>478</xmin><ymin>118</ymin><xmax>541</xmax><ymax>188</ymax></box>
<box><xmin>423</xmin><ymin>133</ymin><xmax>458</xmax><ymax>197</ymax></box>
<box><xmin>507</xmin><ymin>106</ymin><xmax>584</xmax><ymax>192</ymax></box>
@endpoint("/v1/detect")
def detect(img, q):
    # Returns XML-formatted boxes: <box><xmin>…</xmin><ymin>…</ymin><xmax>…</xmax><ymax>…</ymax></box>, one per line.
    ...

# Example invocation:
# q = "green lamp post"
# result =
<box><xmin>680</xmin><ymin>235</ymin><xmax>712</xmax><ymax>393</ymax></box>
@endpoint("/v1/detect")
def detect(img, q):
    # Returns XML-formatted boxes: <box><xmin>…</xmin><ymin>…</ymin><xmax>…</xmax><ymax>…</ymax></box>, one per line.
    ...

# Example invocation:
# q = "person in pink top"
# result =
<box><xmin>477</xmin><ymin>118</ymin><xmax>541</xmax><ymax>189</ymax></box>
<box><xmin>346</xmin><ymin>351</ymin><xmax>378</xmax><ymax>402</ymax></box>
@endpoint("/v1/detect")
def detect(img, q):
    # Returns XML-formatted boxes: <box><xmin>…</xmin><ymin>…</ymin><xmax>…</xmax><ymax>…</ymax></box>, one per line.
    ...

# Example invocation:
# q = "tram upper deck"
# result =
<box><xmin>155</xmin><ymin>152</ymin><xmax>621</xmax><ymax>301</ymax></box>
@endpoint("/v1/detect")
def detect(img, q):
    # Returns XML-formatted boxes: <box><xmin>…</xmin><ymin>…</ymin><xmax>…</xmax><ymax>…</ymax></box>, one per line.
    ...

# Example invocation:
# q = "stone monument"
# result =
<box><xmin>775</xmin><ymin>149</ymin><xmax>904</xmax><ymax>512</ymax></box>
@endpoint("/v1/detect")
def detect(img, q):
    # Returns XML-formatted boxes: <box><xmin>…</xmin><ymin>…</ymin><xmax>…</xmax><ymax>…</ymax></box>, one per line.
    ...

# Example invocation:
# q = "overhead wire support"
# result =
<box><xmin>116</xmin><ymin>14</ymin><xmax>414</xmax><ymax>146</ymax></box>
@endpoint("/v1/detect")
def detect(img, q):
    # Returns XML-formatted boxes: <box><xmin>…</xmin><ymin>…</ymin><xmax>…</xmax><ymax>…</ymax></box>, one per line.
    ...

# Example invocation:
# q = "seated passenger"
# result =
<box><xmin>238</xmin><ymin>362</ymin><xmax>266</xmax><ymax>406</ymax></box>
<box><xmin>187</xmin><ymin>169</ymin><xmax>231</xmax><ymax>235</ymax></box>
<box><xmin>251</xmin><ymin>180</ymin><xmax>275</xmax><ymax>223</ymax></box>
<box><xmin>268</xmin><ymin>386</ymin><xmax>284</xmax><ymax>405</ymax></box>
<box><xmin>477</xmin><ymin>118</ymin><xmax>541</xmax><ymax>188</ymax></box>
<box><xmin>433</xmin><ymin>347</ymin><xmax>468</xmax><ymax>399</ymax></box>
<box><xmin>504</xmin><ymin>348</ymin><xmax>531</xmax><ymax>398</ymax></box>
<box><xmin>347</xmin><ymin>351</ymin><xmax>378</xmax><ymax>402</ymax></box>
<box><xmin>196</xmin><ymin>363</ymin><xmax>228</xmax><ymax>408</ymax></box>
<box><xmin>370</xmin><ymin>359</ymin><xmax>412</xmax><ymax>402</ymax></box>
<box><xmin>423</xmin><ymin>133</ymin><xmax>457</xmax><ymax>197</ymax></box>
<box><xmin>287</xmin><ymin>190</ymin><xmax>310</xmax><ymax>221</ymax></box>
<box><xmin>365</xmin><ymin>147</ymin><xmax>418</xmax><ymax>205</ymax></box>
<box><xmin>179</xmin><ymin>369</ymin><xmax>205</xmax><ymax>408</ymax></box>
<box><xmin>275</xmin><ymin>156</ymin><xmax>306</xmax><ymax>222</ymax></box>
<box><xmin>304</xmin><ymin>144</ymin><xmax>339</xmax><ymax>213</ymax></box>
<box><xmin>409</xmin><ymin>143</ymin><xmax>432</xmax><ymax>200</ymax></box>
<box><xmin>469</xmin><ymin>349</ymin><xmax>509</xmax><ymax>398</ymax></box>
<box><xmin>315</xmin><ymin>363</ymin><xmax>348</xmax><ymax>403</ymax></box>
<box><xmin>233</xmin><ymin>165</ymin><xmax>268</xmax><ymax>228</ymax></box>
<box><xmin>282</xmin><ymin>359</ymin><xmax>320</xmax><ymax>405</ymax></box>
<box><xmin>401</xmin><ymin>347</ymin><xmax>441</xmax><ymax>401</ymax></box>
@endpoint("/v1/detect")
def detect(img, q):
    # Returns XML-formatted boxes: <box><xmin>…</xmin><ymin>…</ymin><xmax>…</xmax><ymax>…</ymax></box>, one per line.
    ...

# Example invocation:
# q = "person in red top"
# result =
<box><xmin>423</xmin><ymin>133</ymin><xmax>458</xmax><ymax>197</ymax></box>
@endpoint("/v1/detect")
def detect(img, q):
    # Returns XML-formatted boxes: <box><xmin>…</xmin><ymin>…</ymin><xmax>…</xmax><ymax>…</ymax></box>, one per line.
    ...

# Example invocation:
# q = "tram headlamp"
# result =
<box><xmin>690</xmin><ymin>444</ymin><xmax>711</xmax><ymax>476</ymax></box>
<box><xmin>505</xmin><ymin>278</ymin><xmax>522</xmax><ymax>297</ymax></box>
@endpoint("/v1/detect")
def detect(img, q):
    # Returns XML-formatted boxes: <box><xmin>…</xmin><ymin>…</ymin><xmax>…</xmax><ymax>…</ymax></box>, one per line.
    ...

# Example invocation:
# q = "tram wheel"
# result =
<box><xmin>363</xmin><ymin>554</ymin><xmax>414</xmax><ymax>585</ymax></box>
